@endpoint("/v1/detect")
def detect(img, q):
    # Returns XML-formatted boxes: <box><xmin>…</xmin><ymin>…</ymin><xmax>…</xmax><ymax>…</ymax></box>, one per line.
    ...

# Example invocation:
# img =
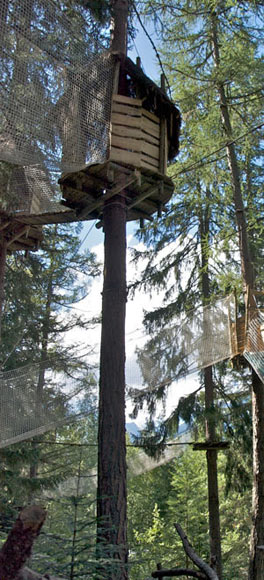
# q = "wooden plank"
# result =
<box><xmin>113</xmin><ymin>94</ymin><xmax>142</xmax><ymax>107</ymax></box>
<box><xmin>112</xmin><ymin>102</ymin><xmax>142</xmax><ymax>117</ymax></box>
<box><xmin>110</xmin><ymin>147</ymin><xmax>142</xmax><ymax>168</ymax></box>
<box><xmin>142</xmin><ymin>116</ymin><xmax>160</xmax><ymax>139</ymax></box>
<box><xmin>142</xmin><ymin>151</ymin><xmax>159</xmax><ymax>167</ymax></box>
<box><xmin>142</xmin><ymin>140</ymin><xmax>160</xmax><ymax>161</ymax></box>
<box><xmin>141</xmin><ymin>157</ymin><xmax>159</xmax><ymax>172</ymax></box>
<box><xmin>111</xmin><ymin>124</ymin><xmax>142</xmax><ymax>141</ymax></box>
<box><xmin>143</xmin><ymin>130</ymin><xmax>160</xmax><ymax>147</ymax></box>
<box><xmin>111</xmin><ymin>135</ymin><xmax>142</xmax><ymax>154</ymax></box>
<box><xmin>6</xmin><ymin>226</ymin><xmax>30</xmax><ymax>248</ymax></box>
<box><xmin>111</xmin><ymin>113</ymin><xmax>142</xmax><ymax>130</ymax></box>
<box><xmin>112</xmin><ymin>122</ymin><xmax>159</xmax><ymax>147</ymax></box>
<box><xmin>159</xmin><ymin>117</ymin><xmax>167</xmax><ymax>174</ymax></box>
<box><xmin>127</xmin><ymin>186</ymin><xmax>159</xmax><ymax>209</ymax></box>
<box><xmin>142</xmin><ymin>108</ymin><xmax>160</xmax><ymax>125</ymax></box>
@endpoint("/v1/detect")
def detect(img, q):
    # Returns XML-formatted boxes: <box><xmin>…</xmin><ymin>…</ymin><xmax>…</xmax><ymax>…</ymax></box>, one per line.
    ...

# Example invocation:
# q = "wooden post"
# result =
<box><xmin>159</xmin><ymin>74</ymin><xmax>167</xmax><ymax>174</ymax></box>
<box><xmin>96</xmin><ymin>2</ymin><xmax>129</xmax><ymax>578</ymax></box>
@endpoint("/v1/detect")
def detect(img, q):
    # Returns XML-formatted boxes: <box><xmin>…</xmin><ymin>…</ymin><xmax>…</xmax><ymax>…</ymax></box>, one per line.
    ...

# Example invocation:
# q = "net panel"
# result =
<box><xmin>0</xmin><ymin>0</ymin><xmax>114</xmax><ymax>217</ymax></box>
<box><xmin>244</xmin><ymin>307</ymin><xmax>264</xmax><ymax>382</ymax></box>
<box><xmin>0</xmin><ymin>359</ymin><xmax>96</xmax><ymax>448</ymax></box>
<box><xmin>1</xmin><ymin>296</ymin><xmax>264</xmax><ymax>448</ymax></box>
<box><xmin>133</xmin><ymin>295</ymin><xmax>236</xmax><ymax>396</ymax></box>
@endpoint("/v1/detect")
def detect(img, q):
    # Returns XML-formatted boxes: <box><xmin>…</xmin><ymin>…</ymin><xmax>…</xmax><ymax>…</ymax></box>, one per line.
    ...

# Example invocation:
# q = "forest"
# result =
<box><xmin>0</xmin><ymin>0</ymin><xmax>263</xmax><ymax>579</ymax></box>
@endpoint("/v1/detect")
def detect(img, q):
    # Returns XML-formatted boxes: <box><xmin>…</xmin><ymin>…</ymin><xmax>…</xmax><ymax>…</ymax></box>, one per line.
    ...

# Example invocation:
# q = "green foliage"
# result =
<box><xmin>128</xmin><ymin>446</ymin><xmax>251</xmax><ymax>579</ymax></box>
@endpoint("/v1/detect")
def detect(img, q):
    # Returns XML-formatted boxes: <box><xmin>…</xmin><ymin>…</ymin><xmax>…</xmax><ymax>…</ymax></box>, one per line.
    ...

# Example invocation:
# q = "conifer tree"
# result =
<box><xmin>132</xmin><ymin>0</ymin><xmax>263</xmax><ymax>576</ymax></box>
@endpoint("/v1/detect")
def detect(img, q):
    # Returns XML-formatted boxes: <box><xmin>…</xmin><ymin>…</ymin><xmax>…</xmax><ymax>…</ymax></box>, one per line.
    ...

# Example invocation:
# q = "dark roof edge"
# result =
<box><xmin>112</xmin><ymin>52</ymin><xmax>181</xmax><ymax>118</ymax></box>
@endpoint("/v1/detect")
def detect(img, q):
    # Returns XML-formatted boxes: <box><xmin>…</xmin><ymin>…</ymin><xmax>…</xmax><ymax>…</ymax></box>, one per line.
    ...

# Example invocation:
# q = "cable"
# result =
<box><xmin>76</xmin><ymin>221</ymin><xmax>97</xmax><ymax>254</ymax></box>
<box><xmin>169</xmin><ymin>122</ymin><xmax>264</xmax><ymax>179</ymax></box>
<box><xmin>23</xmin><ymin>438</ymin><xmax>195</xmax><ymax>448</ymax></box>
<box><xmin>132</xmin><ymin>2</ymin><xmax>172</xmax><ymax>99</ymax></box>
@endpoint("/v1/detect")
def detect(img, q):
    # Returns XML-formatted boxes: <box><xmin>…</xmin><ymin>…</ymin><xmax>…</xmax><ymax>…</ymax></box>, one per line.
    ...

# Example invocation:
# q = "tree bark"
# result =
<box><xmin>96</xmin><ymin>196</ymin><xmax>128</xmax><ymax>579</ymax></box>
<box><xmin>204</xmin><ymin>367</ymin><xmax>222</xmax><ymax>579</ymax></box>
<box><xmin>249</xmin><ymin>369</ymin><xmax>264</xmax><ymax>580</ymax></box>
<box><xmin>210</xmin><ymin>10</ymin><xmax>264</xmax><ymax>578</ymax></box>
<box><xmin>96</xmin><ymin>3</ymin><xmax>129</xmax><ymax>579</ymax></box>
<box><xmin>0</xmin><ymin>505</ymin><xmax>46</xmax><ymax>580</ymax></box>
<box><xmin>199</xmin><ymin>188</ymin><xmax>222</xmax><ymax>579</ymax></box>
<box><xmin>110</xmin><ymin>0</ymin><xmax>128</xmax><ymax>54</ymax></box>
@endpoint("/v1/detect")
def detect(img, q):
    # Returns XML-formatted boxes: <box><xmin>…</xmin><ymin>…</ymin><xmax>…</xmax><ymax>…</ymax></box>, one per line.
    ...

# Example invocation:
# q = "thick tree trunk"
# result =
<box><xmin>249</xmin><ymin>369</ymin><xmax>264</xmax><ymax>579</ymax></box>
<box><xmin>0</xmin><ymin>505</ymin><xmax>46</xmax><ymax>580</ymax></box>
<box><xmin>97</xmin><ymin>196</ymin><xmax>128</xmax><ymax>579</ymax></box>
<box><xmin>96</xmin><ymin>3</ymin><xmax>129</xmax><ymax>579</ymax></box>
<box><xmin>204</xmin><ymin>367</ymin><xmax>222</xmax><ymax>580</ymax></box>
<box><xmin>210</xmin><ymin>11</ymin><xmax>264</xmax><ymax>579</ymax></box>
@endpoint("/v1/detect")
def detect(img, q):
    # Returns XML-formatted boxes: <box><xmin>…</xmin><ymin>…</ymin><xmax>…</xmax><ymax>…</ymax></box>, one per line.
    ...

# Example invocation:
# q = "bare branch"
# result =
<box><xmin>174</xmin><ymin>523</ymin><xmax>219</xmax><ymax>580</ymax></box>
<box><xmin>152</xmin><ymin>567</ymin><xmax>207</xmax><ymax>578</ymax></box>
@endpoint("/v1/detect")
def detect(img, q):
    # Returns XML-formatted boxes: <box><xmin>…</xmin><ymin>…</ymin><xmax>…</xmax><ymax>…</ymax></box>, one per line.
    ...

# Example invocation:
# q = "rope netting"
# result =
<box><xmin>130</xmin><ymin>295</ymin><xmax>237</xmax><ymax>398</ymax></box>
<box><xmin>0</xmin><ymin>359</ymin><xmax>96</xmax><ymax>448</ymax></box>
<box><xmin>244</xmin><ymin>307</ymin><xmax>264</xmax><ymax>382</ymax></box>
<box><xmin>0</xmin><ymin>0</ymin><xmax>114</xmax><ymax>217</ymax></box>
<box><xmin>1</xmin><ymin>294</ymin><xmax>263</xmax><ymax>448</ymax></box>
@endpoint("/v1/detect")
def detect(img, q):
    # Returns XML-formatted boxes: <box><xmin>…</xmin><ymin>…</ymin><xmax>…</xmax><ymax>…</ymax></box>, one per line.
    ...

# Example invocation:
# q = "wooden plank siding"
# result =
<box><xmin>110</xmin><ymin>95</ymin><xmax>163</xmax><ymax>173</ymax></box>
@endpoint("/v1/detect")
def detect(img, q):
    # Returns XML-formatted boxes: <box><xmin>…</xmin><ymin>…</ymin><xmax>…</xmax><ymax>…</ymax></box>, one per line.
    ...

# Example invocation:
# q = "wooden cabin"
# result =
<box><xmin>59</xmin><ymin>54</ymin><xmax>181</xmax><ymax>225</ymax></box>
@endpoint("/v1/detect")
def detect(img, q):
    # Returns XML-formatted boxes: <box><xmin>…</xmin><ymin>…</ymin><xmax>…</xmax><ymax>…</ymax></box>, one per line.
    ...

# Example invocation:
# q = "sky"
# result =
<box><xmin>67</xmin><ymin>233</ymin><xmax>199</xmax><ymax>428</ymax></box>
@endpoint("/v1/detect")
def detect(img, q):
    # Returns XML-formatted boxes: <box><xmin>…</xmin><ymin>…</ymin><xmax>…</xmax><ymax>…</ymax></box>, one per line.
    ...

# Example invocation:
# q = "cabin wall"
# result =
<box><xmin>110</xmin><ymin>94</ymin><xmax>165</xmax><ymax>174</ymax></box>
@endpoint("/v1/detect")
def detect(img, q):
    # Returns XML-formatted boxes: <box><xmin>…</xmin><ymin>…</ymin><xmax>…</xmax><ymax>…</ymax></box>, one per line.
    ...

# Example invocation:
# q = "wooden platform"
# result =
<box><xmin>193</xmin><ymin>441</ymin><xmax>230</xmax><ymax>451</ymax></box>
<box><xmin>0</xmin><ymin>213</ymin><xmax>43</xmax><ymax>252</ymax></box>
<box><xmin>59</xmin><ymin>161</ymin><xmax>174</xmax><ymax>224</ymax></box>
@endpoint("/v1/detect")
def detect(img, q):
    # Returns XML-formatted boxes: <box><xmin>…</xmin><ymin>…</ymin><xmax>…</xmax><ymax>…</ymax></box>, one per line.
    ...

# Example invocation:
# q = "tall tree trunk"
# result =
<box><xmin>30</xmin><ymin>227</ymin><xmax>56</xmax><ymax>482</ymax></box>
<box><xmin>96</xmin><ymin>3</ymin><xmax>129</xmax><ymax>578</ymax></box>
<box><xmin>200</xmin><ymin>191</ymin><xmax>222</xmax><ymax>579</ymax></box>
<box><xmin>204</xmin><ymin>366</ymin><xmax>222</xmax><ymax>579</ymax></box>
<box><xmin>249</xmin><ymin>369</ymin><xmax>264</xmax><ymax>579</ymax></box>
<box><xmin>97</xmin><ymin>197</ymin><xmax>128</xmax><ymax>579</ymax></box>
<box><xmin>210</xmin><ymin>11</ymin><xmax>264</xmax><ymax>579</ymax></box>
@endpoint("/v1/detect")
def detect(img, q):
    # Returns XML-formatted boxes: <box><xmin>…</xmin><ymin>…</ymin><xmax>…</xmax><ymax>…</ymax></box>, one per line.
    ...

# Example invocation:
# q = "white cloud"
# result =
<box><xmin>64</xmin><ymin>236</ymin><xmax>198</xmax><ymax>427</ymax></box>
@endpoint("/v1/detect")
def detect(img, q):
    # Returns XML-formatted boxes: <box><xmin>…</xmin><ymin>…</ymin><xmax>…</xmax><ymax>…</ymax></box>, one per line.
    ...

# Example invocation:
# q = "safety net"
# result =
<box><xmin>0</xmin><ymin>358</ymin><xmax>97</xmax><ymax>448</ymax></box>
<box><xmin>0</xmin><ymin>0</ymin><xmax>114</xmax><ymax>218</ymax></box>
<box><xmin>244</xmin><ymin>306</ymin><xmax>264</xmax><ymax>382</ymax></box>
<box><xmin>1</xmin><ymin>294</ymin><xmax>264</xmax><ymax>448</ymax></box>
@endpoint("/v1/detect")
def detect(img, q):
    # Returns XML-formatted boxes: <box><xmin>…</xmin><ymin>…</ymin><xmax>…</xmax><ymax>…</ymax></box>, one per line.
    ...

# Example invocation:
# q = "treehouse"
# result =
<box><xmin>59</xmin><ymin>54</ymin><xmax>181</xmax><ymax>225</ymax></box>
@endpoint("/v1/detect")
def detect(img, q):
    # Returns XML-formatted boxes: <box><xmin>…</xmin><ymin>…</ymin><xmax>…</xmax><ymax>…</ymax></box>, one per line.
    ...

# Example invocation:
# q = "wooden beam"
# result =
<box><xmin>6</xmin><ymin>226</ymin><xmax>30</xmax><ymax>248</ymax></box>
<box><xmin>0</xmin><ymin>221</ymin><xmax>10</xmax><ymax>232</ymax></box>
<box><xmin>127</xmin><ymin>185</ymin><xmax>160</xmax><ymax>209</ymax></box>
<box><xmin>77</xmin><ymin>172</ymin><xmax>139</xmax><ymax>219</ymax></box>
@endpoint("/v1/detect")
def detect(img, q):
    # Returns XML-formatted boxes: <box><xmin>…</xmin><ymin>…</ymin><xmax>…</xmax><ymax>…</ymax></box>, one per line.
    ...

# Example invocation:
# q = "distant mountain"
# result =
<box><xmin>126</xmin><ymin>421</ymin><xmax>140</xmax><ymax>438</ymax></box>
<box><xmin>126</xmin><ymin>421</ymin><xmax>189</xmax><ymax>439</ymax></box>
